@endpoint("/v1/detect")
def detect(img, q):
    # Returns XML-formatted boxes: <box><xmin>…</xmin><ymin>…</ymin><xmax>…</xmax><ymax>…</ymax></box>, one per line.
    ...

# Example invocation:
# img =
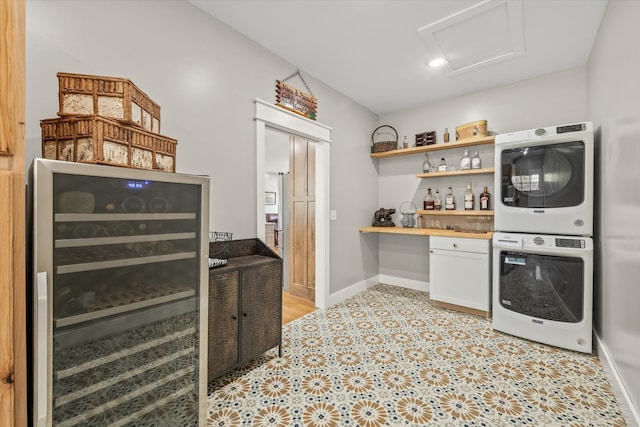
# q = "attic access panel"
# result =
<box><xmin>418</xmin><ymin>0</ymin><xmax>525</xmax><ymax>75</ymax></box>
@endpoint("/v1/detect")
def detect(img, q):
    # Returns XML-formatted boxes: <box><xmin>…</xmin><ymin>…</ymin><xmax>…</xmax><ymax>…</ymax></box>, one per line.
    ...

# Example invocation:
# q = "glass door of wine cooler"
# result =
<box><xmin>32</xmin><ymin>159</ymin><xmax>209</xmax><ymax>427</ymax></box>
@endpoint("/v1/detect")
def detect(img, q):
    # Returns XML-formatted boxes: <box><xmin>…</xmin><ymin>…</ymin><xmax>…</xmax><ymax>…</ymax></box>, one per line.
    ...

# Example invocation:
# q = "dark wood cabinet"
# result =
<box><xmin>208</xmin><ymin>239</ymin><xmax>282</xmax><ymax>381</ymax></box>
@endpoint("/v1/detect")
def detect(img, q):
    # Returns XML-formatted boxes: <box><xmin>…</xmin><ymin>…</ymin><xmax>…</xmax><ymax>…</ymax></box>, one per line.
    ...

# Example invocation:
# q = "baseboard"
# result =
<box><xmin>325</xmin><ymin>276</ymin><xmax>379</xmax><ymax>307</ymax></box>
<box><xmin>325</xmin><ymin>275</ymin><xmax>429</xmax><ymax>307</ymax></box>
<box><xmin>377</xmin><ymin>274</ymin><xmax>429</xmax><ymax>293</ymax></box>
<box><xmin>595</xmin><ymin>332</ymin><xmax>640</xmax><ymax>427</ymax></box>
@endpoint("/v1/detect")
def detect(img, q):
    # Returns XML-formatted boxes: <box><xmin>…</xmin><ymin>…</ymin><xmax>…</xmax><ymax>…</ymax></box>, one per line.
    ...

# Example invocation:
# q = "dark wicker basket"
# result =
<box><xmin>371</xmin><ymin>125</ymin><xmax>398</xmax><ymax>153</ymax></box>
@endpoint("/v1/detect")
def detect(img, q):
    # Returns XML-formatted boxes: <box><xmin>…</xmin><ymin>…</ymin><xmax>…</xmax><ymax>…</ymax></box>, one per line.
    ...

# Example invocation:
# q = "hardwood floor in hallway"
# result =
<box><xmin>282</xmin><ymin>291</ymin><xmax>316</xmax><ymax>324</ymax></box>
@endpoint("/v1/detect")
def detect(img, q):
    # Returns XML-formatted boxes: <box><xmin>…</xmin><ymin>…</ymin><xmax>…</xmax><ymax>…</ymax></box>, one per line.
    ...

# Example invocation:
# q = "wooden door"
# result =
<box><xmin>0</xmin><ymin>0</ymin><xmax>26</xmax><ymax>425</ymax></box>
<box><xmin>289</xmin><ymin>136</ymin><xmax>315</xmax><ymax>302</ymax></box>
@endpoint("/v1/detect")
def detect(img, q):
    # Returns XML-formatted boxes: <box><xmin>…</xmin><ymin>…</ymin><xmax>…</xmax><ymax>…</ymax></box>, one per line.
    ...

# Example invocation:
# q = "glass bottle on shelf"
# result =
<box><xmin>444</xmin><ymin>128</ymin><xmax>450</xmax><ymax>143</ymax></box>
<box><xmin>471</xmin><ymin>149</ymin><xmax>481</xmax><ymax>169</ymax></box>
<box><xmin>445</xmin><ymin>187</ymin><xmax>455</xmax><ymax>210</ymax></box>
<box><xmin>422</xmin><ymin>153</ymin><xmax>431</xmax><ymax>173</ymax></box>
<box><xmin>479</xmin><ymin>186</ymin><xmax>491</xmax><ymax>210</ymax></box>
<box><xmin>434</xmin><ymin>189</ymin><xmax>442</xmax><ymax>210</ymax></box>
<box><xmin>438</xmin><ymin>158</ymin><xmax>447</xmax><ymax>172</ymax></box>
<box><xmin>423</xmin><ymin>188</ymin><xmax>435</xmax><ymax>210</ymax></box>
<box><xmin>402</xmin><ymin>135</ymin><xmax>409</xmax><ymax>149</ymax></box>
<box><xmin>464</xmin><ymin>182</ymin><xmax>475</xmax><ymax>210</ymax></box>
<box><xmin>460</xmin><ymin>149</ymin><xmax>471</xmax><ymax>170</ymax></box>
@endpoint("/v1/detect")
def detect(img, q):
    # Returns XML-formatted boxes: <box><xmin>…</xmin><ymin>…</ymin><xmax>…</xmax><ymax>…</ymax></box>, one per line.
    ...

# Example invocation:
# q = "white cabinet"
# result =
<box><xmin>429</xmin><ymin>236</ymin><xmax>491</xmax><ymax>318</ymax></box>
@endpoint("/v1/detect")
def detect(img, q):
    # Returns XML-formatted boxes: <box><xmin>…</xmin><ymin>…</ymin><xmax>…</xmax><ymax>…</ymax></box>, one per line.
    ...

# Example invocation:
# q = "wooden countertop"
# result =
<box><xmin>359</xmin><ymin>226</ymin><xmax>494</xmax><ymax>240</ymax></box>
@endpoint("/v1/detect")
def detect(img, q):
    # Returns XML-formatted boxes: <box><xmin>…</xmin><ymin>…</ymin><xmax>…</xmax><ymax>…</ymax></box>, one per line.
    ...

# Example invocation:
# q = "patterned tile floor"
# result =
<box><xmin>207</xmin><ymin>284</ymin><xmax>626</xmax><ymax>426</ymax></box>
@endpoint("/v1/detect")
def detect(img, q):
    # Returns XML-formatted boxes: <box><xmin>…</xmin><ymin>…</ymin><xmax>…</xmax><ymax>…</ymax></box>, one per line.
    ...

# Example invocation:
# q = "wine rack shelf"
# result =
<box><xmin>55</xmin><ymin>232</ymin><xmax>196</xmax><ymax>248</ymax></box>
<box><xmin>56</xmin><ymin>282</ymin><xmax>195</xmax><ymax>327</ymax></box>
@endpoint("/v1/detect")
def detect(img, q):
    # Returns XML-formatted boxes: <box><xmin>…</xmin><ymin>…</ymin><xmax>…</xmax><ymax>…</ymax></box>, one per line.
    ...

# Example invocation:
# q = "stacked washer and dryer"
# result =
<box><xmin>492</xmin><ymin>122</ymin><xmax>594</xmax><ymax>353</ymax></box>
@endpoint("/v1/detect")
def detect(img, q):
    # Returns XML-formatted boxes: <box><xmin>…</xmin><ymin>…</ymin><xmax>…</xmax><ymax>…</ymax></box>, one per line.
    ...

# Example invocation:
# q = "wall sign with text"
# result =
<box><xmin>275</xmin><ymin>80</ymin><xmax>317</xmax><ymax>120</ymax></box>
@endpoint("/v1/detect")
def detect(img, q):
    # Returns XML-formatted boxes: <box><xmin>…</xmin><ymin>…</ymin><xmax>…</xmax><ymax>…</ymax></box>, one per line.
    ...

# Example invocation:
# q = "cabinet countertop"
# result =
<box><xmin>359</xmin><ymin>226</ymin><xmax>494</xmax><ymax>240</ymax></box>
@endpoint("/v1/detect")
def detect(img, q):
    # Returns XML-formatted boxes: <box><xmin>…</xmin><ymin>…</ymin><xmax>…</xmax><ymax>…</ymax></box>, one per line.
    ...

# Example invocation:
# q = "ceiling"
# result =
<box><xmin>189</xmin><ymin>0</ymin><xmax>608</xmax><ymax>115</ymax></box>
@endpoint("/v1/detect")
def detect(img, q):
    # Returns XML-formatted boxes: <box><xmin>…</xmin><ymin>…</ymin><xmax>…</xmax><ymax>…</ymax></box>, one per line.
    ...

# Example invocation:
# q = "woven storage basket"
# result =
<box><xmin>455</xmin><ymin>120</ymin><xmax>488</xmax><ymax>141</ymax></box>
<box><xmin>41</xmin><ymin>116</ymin><xmax>176</xmax><ymax>172</ymax></box>
<box><xmin>57</xmin><ymin>72</ymin><xmax>161</xmax><ymax>133</ymax></box>
<box><xmin>371</xmin><ymin>125</ymin><xmax>398</xmax><ymax>153</ymax></box>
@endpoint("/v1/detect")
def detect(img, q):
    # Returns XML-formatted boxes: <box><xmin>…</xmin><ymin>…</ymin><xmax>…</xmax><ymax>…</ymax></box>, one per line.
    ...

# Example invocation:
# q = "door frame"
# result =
<box><xmin>254</xmin><ymin>99</ymin><xmax>332</xmax><ymax>309</ymax></box>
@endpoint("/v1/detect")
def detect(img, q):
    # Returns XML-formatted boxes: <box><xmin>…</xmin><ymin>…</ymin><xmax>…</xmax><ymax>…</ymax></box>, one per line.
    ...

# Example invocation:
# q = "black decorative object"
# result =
<box><xmin>372</xmin><ymin>208</ymin><xmax>396</xmax><ymax>227</ymax></box>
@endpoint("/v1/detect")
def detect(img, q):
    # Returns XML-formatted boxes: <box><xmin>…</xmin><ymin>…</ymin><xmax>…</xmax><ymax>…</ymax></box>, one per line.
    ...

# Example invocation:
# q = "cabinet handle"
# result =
<box><xmin>453</xmin><ymin>243</ymin><xmax>457</xmax><ymax>248</ymax></box>
<box><xmin>231</xmin><ymin>315</ymin><xmax>237</xmax><ymax>320</ymax></box>
<box><xmin>243</xmin><ymin>313</ymin><xmax>248</xmax><ymax>317</ymax></box>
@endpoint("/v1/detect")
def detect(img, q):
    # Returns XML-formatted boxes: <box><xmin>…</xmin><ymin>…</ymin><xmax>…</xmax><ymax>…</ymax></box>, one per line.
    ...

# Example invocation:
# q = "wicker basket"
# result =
<box><xmin>371</xmin><ymin>125</ymin><xmax>398</xmax><ymax>153</ymax></box>
<box><xmin>41</xmin><ymin>116</ymin><xmax>176</xmax><ymax>172</ymax></box>
<box><xmin>455</xmin><ymin>120</ymin><xmax>488</xmax><ymax>141</ymax></box>
<box><xmin>57</xmin><ymin>72</ymin><xmax>161</xmax><ymax>133</ymax></box>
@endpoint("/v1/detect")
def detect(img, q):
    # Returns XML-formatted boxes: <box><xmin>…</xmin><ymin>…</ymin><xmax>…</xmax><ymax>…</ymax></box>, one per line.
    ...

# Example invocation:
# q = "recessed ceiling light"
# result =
<box><xmin>428</xmin><ymin>57</ymin><xmax>448</xmax><ymax>67</ymax></box>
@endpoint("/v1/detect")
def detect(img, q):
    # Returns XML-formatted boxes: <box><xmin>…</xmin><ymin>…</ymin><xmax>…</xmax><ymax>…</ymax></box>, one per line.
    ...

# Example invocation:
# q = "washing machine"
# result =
<box><xmin>492</xmin><ymin>232</ymin><xmax>593</xmax><ymax>353</ymax></box>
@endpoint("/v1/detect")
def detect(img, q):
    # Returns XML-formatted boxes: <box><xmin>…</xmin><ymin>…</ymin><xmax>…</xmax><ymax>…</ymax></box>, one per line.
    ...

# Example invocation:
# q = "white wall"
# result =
<box><xmin>376</xmin><ymin>67</ymin><xmax>587</xmax><ymax>282</ymax></box>
<box><xmin>587</xmin><ymin>0</ymin><xmax>640</xmax><ymax>421</ymax></box>
<box><xmin>25</xmin><ymin>0</ymin><xmax>379</xmax><ymax>295</ymax></box>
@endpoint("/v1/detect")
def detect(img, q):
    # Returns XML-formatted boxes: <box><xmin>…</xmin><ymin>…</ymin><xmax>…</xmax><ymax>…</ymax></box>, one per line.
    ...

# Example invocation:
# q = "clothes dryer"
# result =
<box><xmin>494</xmin><ymin>122</ymin><xmax>593</xmax><ymax>236</ymax></box>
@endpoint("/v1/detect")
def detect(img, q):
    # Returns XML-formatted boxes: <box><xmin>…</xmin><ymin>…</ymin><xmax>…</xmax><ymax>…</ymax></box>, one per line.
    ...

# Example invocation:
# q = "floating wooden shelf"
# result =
<box><xmin>370</xmin><ymin>135</ymin><xmax>495</xmax><ymax>158</ymax></box>
<box><xmin>359</xmin><ymin>226</ymin><xmax>494</xmax><ymax>240</ymax></box>
<box><xmin>416</xmin><ymin>167</ymin><xmax>494</xmax><ymax>178</ymax></box>
<box><xmin>417</xmin><ymin>210</ymin><xmax>494</xmax><ymax>216</ymax></box>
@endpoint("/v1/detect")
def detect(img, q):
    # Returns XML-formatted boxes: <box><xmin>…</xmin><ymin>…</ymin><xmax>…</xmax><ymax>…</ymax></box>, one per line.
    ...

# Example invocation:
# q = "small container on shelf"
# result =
<box><xmin>434</xmin><ymin>189</ymin><xmax>442</xmax><ymax>210</ymax></box>
<box><xmin>371</xmin><ymin>125</ymin><xmax>398</xmax><ymax>153</ymax></box>
<box><xmin>422</xmin><ymin>153</ymin><xmax>432</xmax><ymax>173</ymax></box>
<box><xmin>471</xmin><ymin>149</ymin><xmax>482</xmax><ymax>169</ymax></box>
<box><xmin>416</xmin><ymin>131</ymin><xmax>436</xmax><ymax>146</ymax></box>
<box><xmin>423</xmin><ymin>189</ymin><xmax>435</xmax><ymax>210</ymax></box>
<box><xmin>438</xmin><ymin>158</ymin><xmax>447</xmax><ymax>172</ymax></box>
<box><xmin>455</xmin><ymin>120</ymin><xmax>488</xmax><ymax>141</ymax></box>
<box><xmin>399</xmin><ymin>201</ymin><xmax>417</xmax><ymax>228</ymax></box>
<box><xmin>464</xmin><ymin>182</ymin><xmax>475</xmax><ymax>210</ymax></box>
<box><xmin>460</xmin><ymin>149</ymin><xmax>471</xmax><ymax>170</ymax></box>
<box><xmin>445</xmin><ymin>187</ymin><xmax>455</xmax><ymax>210</ymax></box>
<box><xmin>479</xmin><ymin>186</ymin><xmax>491</xmax><ymax>210</ymax></box>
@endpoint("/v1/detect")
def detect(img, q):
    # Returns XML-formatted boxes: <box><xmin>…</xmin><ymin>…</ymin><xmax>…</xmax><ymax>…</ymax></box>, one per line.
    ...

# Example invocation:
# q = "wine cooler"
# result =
<box><xmin>30</xmin><ymin>159</ymin><xmax>209</xmax><ymax>426</ymax></box>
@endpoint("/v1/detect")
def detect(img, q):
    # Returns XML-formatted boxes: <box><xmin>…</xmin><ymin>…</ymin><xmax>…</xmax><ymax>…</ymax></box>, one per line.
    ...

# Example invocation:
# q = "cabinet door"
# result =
<box><xmin>208</xmin><ymin>271</ymin><xmax>240</xmax><ymax>380</ymax></box>
<box><xmin>430</xmin><ymin>248</ymin><xmax>490</xmax><ymax>311</ymax></box>
<box><xmin>240</xmin><ymin>262</ymin><xmax>282</xmax><ymax>363</ymax></box>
